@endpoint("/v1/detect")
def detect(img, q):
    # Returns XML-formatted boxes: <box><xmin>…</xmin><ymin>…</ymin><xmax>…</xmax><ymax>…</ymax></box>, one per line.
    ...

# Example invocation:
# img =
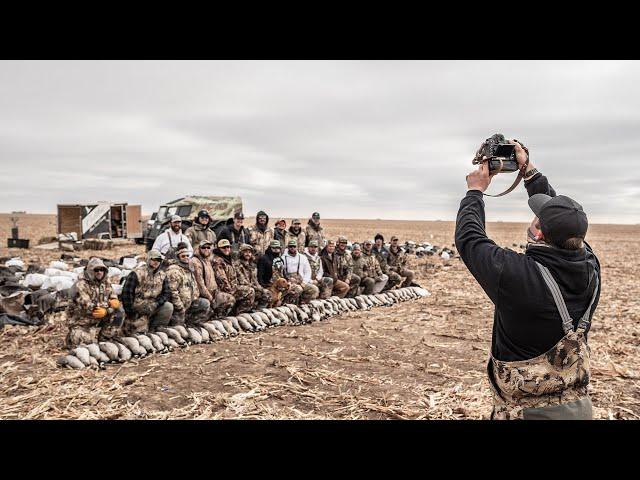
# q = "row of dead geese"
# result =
<box><xmin>57</xmin><ymin>286</ymin><xmax>430</xmax><ymax>369</ymax></box>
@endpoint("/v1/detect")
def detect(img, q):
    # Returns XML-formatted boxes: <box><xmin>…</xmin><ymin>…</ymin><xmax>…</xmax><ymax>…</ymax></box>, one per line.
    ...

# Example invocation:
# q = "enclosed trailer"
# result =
<box><xmin>57</xmin><ymin>202</ymin><xmax>142</xmax><ymax>240</ymax></box>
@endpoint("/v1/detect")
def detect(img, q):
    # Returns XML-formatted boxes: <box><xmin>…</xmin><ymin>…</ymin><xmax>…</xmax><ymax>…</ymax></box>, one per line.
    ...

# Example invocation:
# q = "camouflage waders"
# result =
<box><xmin>488</xmin><ymin>262</ymin><xmax>599</xmax><ymax>420</ymax></box>
<box><xmin>284</xmin><ymin>272</ymin><xmax>318</xmax><ymax>304</ymax></box>
<box><xmin>123</xmin><ymin>301</ymin><xmax>174</xmax><ymax>335</ymax></box>
<box><xmin>232</xmin><ymin>286</ymin><xmax>255</xmax><ymax>315</ymax></box>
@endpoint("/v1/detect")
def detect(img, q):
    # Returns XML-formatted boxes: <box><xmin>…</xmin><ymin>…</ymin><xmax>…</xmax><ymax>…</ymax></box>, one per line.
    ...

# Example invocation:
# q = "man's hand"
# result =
<box><xmin>466</xmin><ymin>161</ymin><xmax>495</xmax><ymax>192</ymax></box>
<box><xmin>508</xmin><ymin>139</ymin><xmax>535</xmax><ymax>174</ymax></box>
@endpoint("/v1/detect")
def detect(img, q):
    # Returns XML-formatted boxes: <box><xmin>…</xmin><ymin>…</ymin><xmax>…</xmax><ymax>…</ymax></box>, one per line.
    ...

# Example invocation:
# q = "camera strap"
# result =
<box><xmin>483</xmin><ymin>143</ymin><xmax>530</xmax><ymax>197</ymax></box>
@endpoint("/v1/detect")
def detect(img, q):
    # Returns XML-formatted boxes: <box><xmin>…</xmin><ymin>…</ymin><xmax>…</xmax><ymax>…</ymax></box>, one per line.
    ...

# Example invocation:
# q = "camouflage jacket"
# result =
<box><xmin>305</xmin><ymin>221</ymin><xmax>326</xmax><ymax>249</ymax></box>
<box><xmin>69</xmin><ymin>258</ymin><xmax>117</xmax><ymax>326</ymax></box>
<box><xmin>387</xmin><ymin>247</ymin><xmax>407</xmax><ymax>271</ymax></box>
<box><xmin>372</xmin><ymin>246</ymin><xmax>391</xmax><ymax>274</ymax></box>
<box><xmin>250</xmin><ymin>226</ymin><xmax>274</xmax><ymax>256</ymax></box>
<box><xmin>212</xmin><ymin>251</ymin><xmax>239</xmax><ymax>294</ymax></box>
<box><xmin>286</xmin><ymin>228</ymin><xmax>306</xmax><ymax>250</ymax></box>
<box><xmin>233</xmin><ymin>258</ymin><xmax>260</xmax><ymax>288</ymax></box>
<box><xmin>352</xmin><ymin>255</ymin><xmax>366</xmax><ymax>279</ymax></box>
<box><xmin>190</xmin><ymin>252</ymin><xmax>218</xmax><ymax>302</ymax></box>
<box><xmin>166</xmin><ymin>261</ymin><xmax>199</xmax><ymax>313</ymax></box>
<box><xmin>362</xmin><ymin>251</ymin><xmax>383</xmax><ymax>278</ymax></box>
<box><xmin>334</xmin><ymin>248</ymin><xmax>354</xmax><ymax>284</ymax></box>
<box><xmin>132</xmin><ymin>264</ymin><xmax>167</xmax><ymax>309</ymax></box>
<box><xmin>185</xmin><ymin>224</ymin><xmax>217</xmax><ymax>248</ymax></box>
<box><xmin>304</xmin><ymin>249</ymin><xmax>323</xmax><ymax>281</ymax></box>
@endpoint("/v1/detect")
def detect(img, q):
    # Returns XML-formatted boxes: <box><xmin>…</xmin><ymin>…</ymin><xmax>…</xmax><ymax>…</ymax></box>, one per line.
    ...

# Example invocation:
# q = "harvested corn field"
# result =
<box><xmin>1</xmin><ymin>215</ymin><xmax>638</xmax><ymax>419</ymax></box>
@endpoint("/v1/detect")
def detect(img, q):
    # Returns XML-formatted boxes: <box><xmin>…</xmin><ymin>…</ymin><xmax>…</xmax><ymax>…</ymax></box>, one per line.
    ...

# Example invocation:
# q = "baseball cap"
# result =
<box><xmin>197</xmin><ymin>209</ymin><xmax>210</xmax><ymax>218</ymax></box>
<box><xmin>239</xmin><ymin>243</ymin><xmax>253</xmax><ymax>253</ymax></box>
<box><xmin>364</xmin><ymin>239</ymin><xmax>373</xmax><ymax>245</ymax></box>
<box><xmin>338</xmin><ymin>235</ymin><xmax>348</xmax><ymax>243</ymax></box>
<box><xmin>312</xmin><ymin>212</ymin><xmax>320</xmax><ymax>219</ymax></box>
<box><xmin>147</xmin><ymin>250</ymin><xmax>163</xmax><ymax>261</ymax></box>
<box><xmin>308</xmin><ymin>240</ymin><xmax>319</xmax><ymax>247</ymax></box>
<box><xmin>292</xmin><ymin>218</ymin><xmax>301</xmax><ymax>224</ymax></box>
<box><xmin>270</xmin><ymin>240</ymin><xmax>281</xmax><ymax>248</ymax></box>
<box><xmin>352</xmin><ymin>243</ymin><xmax>361</xmax><ymax>251</ymax></box>
<box><xmin>528</xmin><ymin>194</ymin><xmax>588</xmax><ymax>244</ymax></box>
<box><xmin>390</xmin><ymin>235</ymin><xmax>399</xmax><ymax>241</ymax></box>
<box><xmin>287</xmin><ymin>239</ymin><xmax>297</xmax><ymax>247</ymax></box>
<box><xmin>217</xmin><ymin>239</ymin><xmax>231</xmax><ymax>248</ymax></box>
<box><xmin>170</xmin><ymin>215</ymin><xmax>182</xmax><ymax>223</ymax></box>
<box><xmin>199</xmin><ymin>240</ymin><xmax>213</xmax><ymax>248</ymax></box>
<box><xmin>234</xmin><ymin>212</ymin><xmax>245</xmax><ymax>220</ymax></box>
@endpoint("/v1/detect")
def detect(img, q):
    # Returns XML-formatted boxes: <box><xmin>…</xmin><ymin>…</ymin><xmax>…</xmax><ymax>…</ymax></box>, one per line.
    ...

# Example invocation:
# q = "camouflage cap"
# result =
<box><xmin>239</xmin><ymin>243</ymin><xmax>253</xmax><ymax>253</ymax></box>
<box><xmin>364</xmin><ymin>239</ymin><xmax>373</xmax><ymax>245</ymax></box>
<box><xmin>312</xmin><ymin>212</ymin><xmax>320</xmax><ymax>219</ymax></box>
<box><xmin>308</xmin><ymin>239</ymin><xmax>319</xmax><ymax>247</ymax></box>
<box><xmin>170</xmin><ymin>215</ymin><xmax>182</xmax><ymax>223</ymax></box>
<box><xmin>217</xmin><ymin>239</ymin><xmax>231</xmax><ymax>248</ymax></box>
<box><xmin>287</xmin><ymin>239</ymin><xmax>298</xmax><ymax>247</ymax></box>
<box><xmin>338</xmin><ymin>235</ymin><xmax>348</xmax><ymax>243</ymax></box>
<box><xmin>292</xmin><ymin>218</ymin><xmax>301</xmax><ymax>224</ymax></box>
<box><xmin>270</xmin><ymin>240</ymin><xmax>281</xmax><ymax>248</ymax></box>
<box><xmin>352</xmin><ymin>243</ymin><xmax>361</xmax><ymax>251</ymax></box>
<box><xmin>390</xmin><ymin>235</ymin><xmax>399</xmax><ymax>241</ymax></box>
<box><xmin>148</xmin><ymin>250</ymin><xmax>163</xmax><ymax>261</ymax></box>
<box><xmin>199</xmin><ymin>239</ymin><xmax>213</xmax><ymax>248</ymax></box>
<box><xmin>326</xmin><ymin>239</ymin><xmax>336</xmax><ymax>246</ymax></box>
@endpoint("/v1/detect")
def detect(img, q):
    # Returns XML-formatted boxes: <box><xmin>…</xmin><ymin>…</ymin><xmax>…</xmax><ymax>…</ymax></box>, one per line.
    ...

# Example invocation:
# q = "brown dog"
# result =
<box><xmin>267</xmin><ymin>278</ymin><xmax>289</xmax><ymax>308</ymax></box>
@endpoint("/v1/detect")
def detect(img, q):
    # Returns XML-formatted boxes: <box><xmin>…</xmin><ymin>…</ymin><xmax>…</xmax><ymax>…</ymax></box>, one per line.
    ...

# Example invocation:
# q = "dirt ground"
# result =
<box><xmin>1</xmin><ymin>214</ymin><xmax>638</xmax><ymax>419</ymax></box>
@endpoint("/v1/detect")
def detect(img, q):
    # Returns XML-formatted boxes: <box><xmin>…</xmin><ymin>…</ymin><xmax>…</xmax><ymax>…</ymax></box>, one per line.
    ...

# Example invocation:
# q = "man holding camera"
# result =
<box><xmin>456</xmin><ymin>139</ymin><xmax>601</xmax><ymax>420</ymax></box>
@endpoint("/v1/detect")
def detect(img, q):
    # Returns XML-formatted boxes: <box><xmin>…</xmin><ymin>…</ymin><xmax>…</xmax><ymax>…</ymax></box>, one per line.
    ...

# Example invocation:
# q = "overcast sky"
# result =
<box><xmin>1</xmin><ymin>60</ymin><xmax>638</xmax><ymax>223</ymax></box>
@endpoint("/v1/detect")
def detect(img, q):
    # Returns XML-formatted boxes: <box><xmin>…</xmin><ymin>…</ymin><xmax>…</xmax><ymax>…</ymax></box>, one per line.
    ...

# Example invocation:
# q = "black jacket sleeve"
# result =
<box><xmin>257</xmin><ymin>255</ymin><xmax>272</xmax><ymax>287</ymax></box>
<box><xmin>121</xmin><ymin>272</ymin><xmax>138</xmax><ymax>314</ymax></box>
<box><xmin>157</xmin><ymin>277</ymin><xmax>171</xmax><ymax>307</ymax></box>
<box><xmin>454</xmin><ymin>190</ymin><xmax>519</xmax><ymax>306</ymax></box>
<box><xmin>525</xmin><ymin>172</ymin><xmax>557</xmax><ymax>198</ymax></box>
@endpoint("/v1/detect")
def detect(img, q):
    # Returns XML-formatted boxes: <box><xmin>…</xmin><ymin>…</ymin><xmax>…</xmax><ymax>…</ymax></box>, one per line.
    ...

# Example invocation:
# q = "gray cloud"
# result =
<box><xmin>1</xmin><ymin>60</ymin><xmax>639</xmax><ymax>223</ymax></box>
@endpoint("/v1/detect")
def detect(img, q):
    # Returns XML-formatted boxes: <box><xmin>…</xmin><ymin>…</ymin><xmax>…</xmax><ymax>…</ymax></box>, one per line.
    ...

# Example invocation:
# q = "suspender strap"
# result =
<box><xmin>535</xmin><ymin>262</ymin><xmax>599</xmax><ymax>334</ymax></box>
<box><xmin>577</xmin><ymin>274</ymin><xmax>600</xmax><ymax>332</ymax></box>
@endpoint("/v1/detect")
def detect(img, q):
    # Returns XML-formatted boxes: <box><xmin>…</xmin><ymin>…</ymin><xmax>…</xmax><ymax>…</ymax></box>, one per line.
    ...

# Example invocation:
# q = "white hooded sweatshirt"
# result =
<box><xmin>282</xmin><ymin>249</ymin><xmax>312</xmax><ymax>284</ymax></box>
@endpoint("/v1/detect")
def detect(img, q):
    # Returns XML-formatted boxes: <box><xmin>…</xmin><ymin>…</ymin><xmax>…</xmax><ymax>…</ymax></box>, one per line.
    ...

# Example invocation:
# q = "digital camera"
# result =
<box><xmin>473</xmin><ymin>133</ymin><xmax>519</xmax><ymax>173</ymax></box>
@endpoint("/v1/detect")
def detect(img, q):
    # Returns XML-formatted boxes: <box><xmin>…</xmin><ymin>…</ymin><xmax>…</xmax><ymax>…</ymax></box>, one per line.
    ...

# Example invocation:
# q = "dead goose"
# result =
<box><xmin>226</xmin><ymin>316</ymin><xmax>242</xmax><ymax>332</ymax></box>
<box><xmin>57</xmin><ymin>354</ymin><xmax>86</xmax><ymax>369</ymax></box>
<box><xmin>197</xmin><ymin>326</ymin><xmax>211</xmax><ymax>343</ymax></box>
<box><xmin>99</xmin><ymin>341</ymin><xmax>120</xmax><ymax>362</ymax></box>
<box><xmin>84</xmin><ymin>343</ymin><xmax>111</xmax><ymax>363</ymax></box>
<box><xmin>249</xmin><ymin>312</ymin><xmax>268</xmax><ymax>329</ymax></box>
<box><xmin>135</xmin><ymin>334</ymin><xmax>156</xmax><ymax>353</ymax></box>
<box><xmin>220</xmin><ymin>319</ymin><xmax>239</xmax><ymax>336</ymax></box>
<box><xmin>210</xmin><ymin>320</ymin><xmax>229</xmax><ymax>337</ymax></box>
<box><xmin>235</xmin><ymin>316</ymin><xmax>254</xmax><ymax>332</ymax></box>
<box><xmin>202</xmin><ymin>322</ymin><xmax>225</xmax><ymax>339</ymax></box>
<box><xmin>71</xmin><ymin>347</ymin><xmax>92</xmax><ymax>366</ymax></box>
<box><xmin>255</xmin><ymin>311</ymin><xmax>272</xmax><ymax>327</ymax></box>
<box><xmin>173</xmin><ymin>325</ymin><xmax>190</xmax><ymax>342</ymax></box>
<box><xmin>160</xmin><ymin>327</ymin><xmax>187</xmax><ymax>346</ymax></box>
<box><xmin>147</xmin><ymin>332</ymin><xmax>166</xmax><ymax>352</ymax></box>
<box><xmin>118</xmin><ymin>336</ymin><xmax>147</xmax><ymax>356</ymax></box>
<box><xmin>154</xmin><ymin>331</ymin><xmax>173</xmax><ymax>349</ymax></box>
<box><xmin>187</xmin><ymin>327</ymin><xmax>203</xmax><ymax>344</ymax></box>
<box><xmin>114</xmin><ymin>342</ymin><xmax>132</xmax><ymax>362</ymax></box>
<box><xmin>261</xmin><ymin>309</ymin><xmax>277</xmax><ymax>324</ymax></box>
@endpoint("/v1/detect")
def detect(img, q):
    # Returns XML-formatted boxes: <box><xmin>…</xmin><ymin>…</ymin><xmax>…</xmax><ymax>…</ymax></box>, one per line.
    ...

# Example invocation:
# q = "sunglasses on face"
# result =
<box><xmin>201</xmin><ymin>246</ymin><xmax>212</xmax><ymax>250</ymax></box>
<box><xmin>179</xmin><ymin>254</ymin><xmax>189</xmax><ymax>258</ymax></box>
<box><xmin>221</xmin><ymin>246</ymin><xmax>231</xmax><ymax>249</ymax></box>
